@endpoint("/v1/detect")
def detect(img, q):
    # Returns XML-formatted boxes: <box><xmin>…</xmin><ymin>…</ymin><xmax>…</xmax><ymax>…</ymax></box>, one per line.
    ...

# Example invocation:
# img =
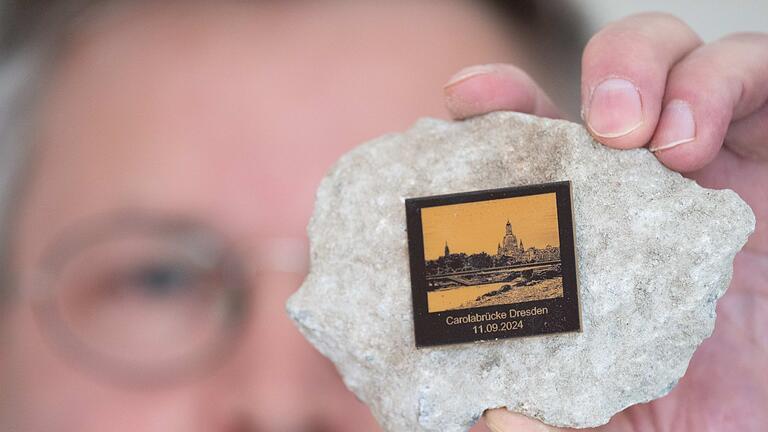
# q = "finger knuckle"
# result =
<box><xmin>633</xmin><ymin>12</ymin><xmax>690</xmax><ymax>31</ymax></box>
<box><xmin>583</xmin><ymin>27</ymin><xmax>661</xmax><ymax>70</ymax></box>
<box><xmin>585</xmin><ymin>12</ymin><xmax>700</xmax><ymax>57</ymax></box>
<box><xmin>718</xmin><ymin>31</ymin><xmax>768</xmax><ymax>45</ymax></box>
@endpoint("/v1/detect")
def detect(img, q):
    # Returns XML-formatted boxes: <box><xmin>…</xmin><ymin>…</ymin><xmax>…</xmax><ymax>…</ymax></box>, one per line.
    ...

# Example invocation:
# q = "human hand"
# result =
<box><xmin>443</xmin><ymin>13</ymin><xmax>768</xmax><ymax>432</ymax></box>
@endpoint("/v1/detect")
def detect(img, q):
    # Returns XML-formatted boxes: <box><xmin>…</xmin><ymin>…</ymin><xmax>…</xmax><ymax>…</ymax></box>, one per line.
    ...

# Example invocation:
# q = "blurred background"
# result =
<box><xmin>582</xmin><ymin>0</ymin><xmax>768</xmax><ymax>41</ymax></box>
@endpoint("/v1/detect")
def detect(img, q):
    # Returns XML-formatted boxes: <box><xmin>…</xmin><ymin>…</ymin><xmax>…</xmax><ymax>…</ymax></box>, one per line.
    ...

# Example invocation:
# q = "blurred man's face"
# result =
<box><xmin>1</xmin><ymin>2</ymin><xmax>519</xmax><ymax>430</ymax></box>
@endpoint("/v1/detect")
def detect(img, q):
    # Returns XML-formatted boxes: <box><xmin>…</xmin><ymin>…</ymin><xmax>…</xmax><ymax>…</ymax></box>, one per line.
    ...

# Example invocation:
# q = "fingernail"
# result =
<box><xmin>586</xmin><ymin>78</ymin><xmax>643</xmax><ymax>138</ymax></box>
<box><xmin>649</xmin><ymin>100</ymin><xmax>696</xmax><ymax>152</ymax></box>
<box><xmin>444</xmin><ymin>64</ymin><xmax>500</xmax><ymax>89</ymax></box>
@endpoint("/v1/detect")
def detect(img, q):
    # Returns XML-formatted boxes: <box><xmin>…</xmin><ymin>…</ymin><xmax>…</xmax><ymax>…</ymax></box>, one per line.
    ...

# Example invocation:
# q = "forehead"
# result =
<box><xmin>20</xmin><ymin>1</ymin><xmax>517</xmax><ymax>245</ymax></box>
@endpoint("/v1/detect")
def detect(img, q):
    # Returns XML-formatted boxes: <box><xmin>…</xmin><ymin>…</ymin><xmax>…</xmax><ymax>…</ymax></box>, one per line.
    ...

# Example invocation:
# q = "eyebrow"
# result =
<box><xmin>41</xmin><ymin>209</ymin><xmax>309</xmax><ymax>274</ymax></box>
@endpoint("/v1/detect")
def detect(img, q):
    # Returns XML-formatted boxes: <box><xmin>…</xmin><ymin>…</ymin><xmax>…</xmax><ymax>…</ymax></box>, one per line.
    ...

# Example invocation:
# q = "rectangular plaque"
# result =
<box><xmin>405</xmin><ymin>181</ymin><xmax>580</xmax><ymax>347</ymax></box>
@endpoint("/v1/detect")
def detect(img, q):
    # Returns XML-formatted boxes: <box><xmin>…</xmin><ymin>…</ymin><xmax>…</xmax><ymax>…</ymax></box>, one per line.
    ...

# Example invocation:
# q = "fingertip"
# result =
<box><xmin>582</xmin><ymin>77</ymin><xmax>647</xmax><ymax>149</ymax></box>
<box><xmin>648</xmin><ymin>72</ymin><xmax>732</xmax><ymax>172</ymax></box>
<box><xmin>646</xmin><ymin>102</ymin><xmax>705</xmax><ymax>172</ymax></box>
<box><xmin>443</xmin><ymin>64</ymin><xmax>560</xmax><ymax>120</ymax></box>
<box><xmin>484</xmin><ymin>408</ymin><xmax>558</xmax><ymax>432</ymax></box>
<box><xmin>650</xmin><ymin>104</ymin><xmax>718</xmax><ymax>171</ymax></box>
<box><xmin>444</xmin><ymin>64</ymin><xmax>504</xmax><ymax>90</ymax></box>
<box><xmin>648</xmin><ymin>99</ymin><xmax>697</xmax><ymax>152</ymax></box>
<box><xmin>651</xmin><ymin>139</ymin><xmax>719</xmax><ymax>173</ymax></box>
<box><xmin>444</xmin><ymin>64</ymin><xmax>536</xmax><ymax>120</ymax></box>
<box><xmin>649</xmin><ymin>31</ymin><xmax>768</xmax><ymax>172</ymax></box>
<box><xmin>580</xmin><ymin>76</ymin><xmax>660</xmax><ymax>150</ymax></box>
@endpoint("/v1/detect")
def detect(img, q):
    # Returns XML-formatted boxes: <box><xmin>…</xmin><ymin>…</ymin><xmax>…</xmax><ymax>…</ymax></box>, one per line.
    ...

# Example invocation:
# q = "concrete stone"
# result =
<box><xmin>286</xmin><ymin>112</ymin><xmax>755</xmax><ymax>430</ymax></box>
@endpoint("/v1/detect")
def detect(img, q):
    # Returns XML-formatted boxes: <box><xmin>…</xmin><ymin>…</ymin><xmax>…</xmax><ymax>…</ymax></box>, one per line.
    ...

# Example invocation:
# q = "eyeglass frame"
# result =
<box><xmin>28</xmin><ymin>210</ymin><xmax>308</xmax><ymax>387</ymax></box>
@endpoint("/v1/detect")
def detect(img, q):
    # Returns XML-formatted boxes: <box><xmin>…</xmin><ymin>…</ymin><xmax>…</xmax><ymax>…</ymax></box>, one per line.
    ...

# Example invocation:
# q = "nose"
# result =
<box><xmin>225</xmin><ymin>270</ymin><xmax>322</xmax><ymax>429</ymax></box>
<box><xmin>209</xmin><ymin>270</ymin><xmax>376</xmax><ymax>432</ymax></box>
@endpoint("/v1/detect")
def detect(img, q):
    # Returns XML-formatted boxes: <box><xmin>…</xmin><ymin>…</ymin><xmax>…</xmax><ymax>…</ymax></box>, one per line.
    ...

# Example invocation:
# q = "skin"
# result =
<box><xmin>0</xmin><ymin>1</ymin><xmax>518</xmax><ymax>431</ymax></box>
<box><xmin>446</xmin><ymin>13</ymin><xmax>768</xmax><ymax>432</ymax></box>
<box><xmin>0</xmin><ymin>4</ymin><xmax>765</xmax><ymax>432</ymax></box>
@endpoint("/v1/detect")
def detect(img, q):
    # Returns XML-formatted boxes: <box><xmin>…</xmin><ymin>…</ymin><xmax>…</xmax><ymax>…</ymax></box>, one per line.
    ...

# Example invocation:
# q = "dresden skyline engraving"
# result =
<box><xmin>405</xmin><ymin>181</ymin><xmax>581</xmax><ymax>347</ymax></box>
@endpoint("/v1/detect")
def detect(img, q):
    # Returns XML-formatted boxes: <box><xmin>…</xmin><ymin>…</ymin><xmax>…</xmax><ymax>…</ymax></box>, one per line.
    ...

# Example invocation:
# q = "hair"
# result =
<box><xmin>0</xmin><ymin>0</ymin><xmax>141</xmax><ymax>301</ymax></box>
<box><xmin>0</xmin><ymin>0</ymin><xmax>88</xmax><ymax>301</ymax></box>
<box><xmin>0</xmin><ymin>0</ymin><xmax>588</xmax><ymax>301</ymax></box>
<box><xmin>0</xmin><ymin>40</ymin><xmax>44</xmax><ymax>302</ymax></box>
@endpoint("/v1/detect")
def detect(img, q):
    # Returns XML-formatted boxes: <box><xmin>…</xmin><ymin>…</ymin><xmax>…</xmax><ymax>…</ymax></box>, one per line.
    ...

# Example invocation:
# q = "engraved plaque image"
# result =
<box><xmin>405</xmin><ymin>181</ymin><xmax>580</xmax><ymax>347</ymax></box>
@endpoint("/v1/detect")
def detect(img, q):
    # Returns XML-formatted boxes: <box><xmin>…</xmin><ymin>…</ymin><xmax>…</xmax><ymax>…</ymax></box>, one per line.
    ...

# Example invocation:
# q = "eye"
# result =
<box><xmin>120</xmin><ymin>262</ymin><xmax>201</xmax><ymax>299</ymax></box>
<box><xmin>35</xmin><ymin>217</ymin><xmax>250</xmax><ymax>380</ymax></box>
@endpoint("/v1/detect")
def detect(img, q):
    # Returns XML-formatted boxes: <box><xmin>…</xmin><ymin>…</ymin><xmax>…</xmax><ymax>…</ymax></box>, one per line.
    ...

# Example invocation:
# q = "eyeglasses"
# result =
<box><xmin>31</xmin><ymin>212</ymin><xmax>307</xmax><ymax>386</ymax></box>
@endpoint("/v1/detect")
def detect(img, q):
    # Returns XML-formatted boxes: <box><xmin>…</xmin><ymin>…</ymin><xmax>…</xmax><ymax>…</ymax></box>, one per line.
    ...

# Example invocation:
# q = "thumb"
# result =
<box><xmin>484</xmin><ymin>408</ymin><xmax>565</xmax><ymax>432</ymax></box>
<box><xmin>443</xmin><ymin>64</ymin><xmax>561</xmax><ymax>120</ymax></box>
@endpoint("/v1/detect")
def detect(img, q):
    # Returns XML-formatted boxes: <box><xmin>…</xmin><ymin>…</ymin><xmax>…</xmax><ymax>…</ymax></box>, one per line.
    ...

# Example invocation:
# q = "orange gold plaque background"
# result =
<box><xmin>421</xmin><ymin>192</ymin><xmax>559</xmax><ymax>260</ymax></box>
<box><xmin>421</xmin><ymin>192</ymin><xmax>562</xmax><ymax>313</ymax></box>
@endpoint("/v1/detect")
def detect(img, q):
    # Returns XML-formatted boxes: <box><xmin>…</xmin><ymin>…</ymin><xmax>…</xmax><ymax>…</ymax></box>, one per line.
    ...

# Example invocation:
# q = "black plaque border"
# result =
<box><xmin>405</xmin><ymin>181</ymin><xmax>581</xmax><ymax>347</ymax></box>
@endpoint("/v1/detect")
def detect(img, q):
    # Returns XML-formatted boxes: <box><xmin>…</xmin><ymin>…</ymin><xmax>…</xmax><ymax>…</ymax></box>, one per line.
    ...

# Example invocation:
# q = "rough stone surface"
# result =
<box><xmin>286</xmin><ymin>112</ymin><xmax>755</xmax><ymax>430</ymax></box>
